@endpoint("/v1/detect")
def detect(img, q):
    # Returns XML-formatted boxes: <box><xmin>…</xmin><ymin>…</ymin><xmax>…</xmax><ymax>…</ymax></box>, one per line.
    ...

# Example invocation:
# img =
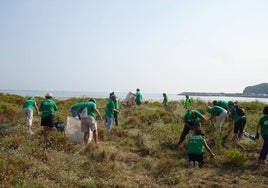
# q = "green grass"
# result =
<box><xmin>0</xmin><ymin>92</ymin><xmax>268</xmax><ymax>187</ymax></box>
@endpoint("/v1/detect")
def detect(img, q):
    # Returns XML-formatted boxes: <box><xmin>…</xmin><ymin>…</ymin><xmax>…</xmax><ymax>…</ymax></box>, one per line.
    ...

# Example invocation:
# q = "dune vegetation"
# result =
<box><xmin>0</xmin><ymin>92</ymin><xmax>268</xmax><ymax>188</ymax></box>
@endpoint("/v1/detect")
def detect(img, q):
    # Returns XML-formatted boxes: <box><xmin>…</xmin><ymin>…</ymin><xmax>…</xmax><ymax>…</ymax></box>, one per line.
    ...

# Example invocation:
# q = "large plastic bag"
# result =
<box><xmin>65</xmin><ymin>116</ymin><xmax>92</xmax><ymax>144</ymax></box>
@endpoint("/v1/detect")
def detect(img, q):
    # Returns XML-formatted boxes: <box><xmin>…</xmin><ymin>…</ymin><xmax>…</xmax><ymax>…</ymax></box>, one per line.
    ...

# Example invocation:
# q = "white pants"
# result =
<box><xmin>215</xmin><ymin>110</ymin><xmax>228</xmax><ymax>131</ymax></box>
<box><xmin>23</xmin><ymin>108</ymin><xmax>33</xmax><ymax>126</ymax></box>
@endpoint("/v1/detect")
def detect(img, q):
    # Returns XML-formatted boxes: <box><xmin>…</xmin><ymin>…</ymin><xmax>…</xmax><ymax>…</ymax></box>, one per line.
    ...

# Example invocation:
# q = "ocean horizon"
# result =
<box><xmin>1</xmin><ymin>89</ymin><xmax>268</xmax><ymax>103</ymax></box>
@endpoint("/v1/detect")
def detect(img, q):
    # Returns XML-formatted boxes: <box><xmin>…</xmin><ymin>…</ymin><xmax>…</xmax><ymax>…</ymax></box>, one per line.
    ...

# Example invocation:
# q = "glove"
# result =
<box><xmin>255</xmin><ymin>132</ymin><xmax>259</xmax><ymax>140</ymax></box>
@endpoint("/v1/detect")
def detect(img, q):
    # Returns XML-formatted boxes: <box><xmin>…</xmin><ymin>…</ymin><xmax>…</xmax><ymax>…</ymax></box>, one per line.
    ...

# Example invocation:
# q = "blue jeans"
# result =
<box><xmin>71</xmin><ymin>108</ymin><xmax>78</xmax><ymax>117</ymax></box>
<box><xmin>259</xmin><ymin>134</ymin><xmax>268</xmax><ymax>161</ymax></box>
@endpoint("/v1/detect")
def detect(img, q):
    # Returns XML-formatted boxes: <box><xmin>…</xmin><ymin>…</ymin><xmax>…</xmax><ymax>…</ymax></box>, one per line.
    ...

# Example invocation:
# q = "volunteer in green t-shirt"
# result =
<box><xmin>206</xmin><ymin>105</ymin><xmax>228</xmax><ymax>131</ymax></box>
<box><xmin>162</xmin><ymin>93</ymin><xmax>168</xmax><ymax>109</ymax></box>
<box><xmin>23</xmin><ymin>96</ymin><xmax>40</xmax><ymax>134</ymax></box>
<box><xmin>105</xmin><ymin>94</ymin><xmax>119</xmax><ymax>131</ymax></box>
<box><xmin>187</xmin><ymin>128</ymin><xmax>215</xmax><ymax>168</ymax></box>
<box><xmin>40</xmin><ymin>93</ymin><xmax>57</xmax><ymax>140</ymax></box>
<box><xmin>177</xmin><ymin>109</ymin><xmax>206</xmax><ymax>146</ymax></box>
<box><xmin>256</xmin><ymin>106</ymin><xmax>268</xmax><ymax>164</ymax></box>
<box><xmin>135</xmin><ymin>88</ymin><xmax>142</xmax><ymax>106</ymax></box>
<box><xmin>80</xmin><ymin>98</ymin><xmax>103</xmax><ymax>144</ymax></box>
<box><xmin>71</xmin><ymin>102</ymin><xmax>85</xmax><ymax>118</ymax></box>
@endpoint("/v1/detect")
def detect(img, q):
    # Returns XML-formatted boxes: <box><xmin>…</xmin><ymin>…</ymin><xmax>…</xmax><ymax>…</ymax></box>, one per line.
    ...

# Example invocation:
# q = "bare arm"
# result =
<box><xmin>204</xmin><ymin>140</ymin><xmax>215</xmax><ymax>156</ymax></box>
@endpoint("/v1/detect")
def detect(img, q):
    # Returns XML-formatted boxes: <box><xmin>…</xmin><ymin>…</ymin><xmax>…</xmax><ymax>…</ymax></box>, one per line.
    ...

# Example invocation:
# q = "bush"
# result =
<box><xmin>223</xmin><ymin>148</ymin><xmax>247</xmax><ymax>167</ymax></box>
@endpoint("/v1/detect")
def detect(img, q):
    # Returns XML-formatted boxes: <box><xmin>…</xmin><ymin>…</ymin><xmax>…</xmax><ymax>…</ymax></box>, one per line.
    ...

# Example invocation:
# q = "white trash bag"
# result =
<box><xmin>65</xmin><ymin>116</ymin><xmax>92</xmax><ymax>144</ymax></box>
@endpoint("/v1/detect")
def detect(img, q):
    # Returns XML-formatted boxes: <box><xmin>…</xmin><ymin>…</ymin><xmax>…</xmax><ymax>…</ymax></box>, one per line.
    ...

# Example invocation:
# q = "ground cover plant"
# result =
<box><xmin>0</xmin><ymin>92</ymin><xmax>268</xmax><ymax>187</ymax></box>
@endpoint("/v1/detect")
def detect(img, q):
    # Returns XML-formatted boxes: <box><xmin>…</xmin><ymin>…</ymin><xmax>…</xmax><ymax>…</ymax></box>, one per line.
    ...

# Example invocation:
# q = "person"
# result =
<box><xmin>70</xmin><ymin>102</ymin><xmax>85</xmax><ymax>118</ymax></box>
<box><xmin>187</xmin><ymin>127</ymin><xmax>215</xmax><ymax>168</ymax></box>
<box><xmin>22</xmin><ymin>96</ymin><xmax>40</xmax><ymax>134</ymax></box>
<box><xmin>109</xmin><ymin>92</ymin><xmax>119</xmax><ymax>125</ymax></box>
<box><xmin>256</xmin><ymin>106</ymin><xmax>268</xmax><ymax>164</ymax></box>
<box><xmin>206</xmin><ymin>105</ymin><xmax>228</xmax><ymax>131</ymax></box>
<box><xmin>177</xmin><ymin>109</ymin><xmax>207</xmax><ymax>146</ymax></box>
<box><xmin>79</xmin><ymin>98</ymin><xmax>103</xmax><ymax>144</ymax></box>
<box><xmin>162</xmin><ymin>93</ymin><xmax>168</xmax><ymax>109</ymax></box>
<box><xmin>227</xmin><ymin>101</ymin><xmax>247</xmax><ymax>141</ymax></box>
<box><xmin>105</xmin><ymin>94</ymin><xmax>120</xmax><ymax>131</ymax></box>
<box><xmin>135</xmin><ymin>88</ymin><xmax>143</xmax><ymax>106</ymax></box>
<box><xmin>184</xmin><ymin>95</ymin><xmax>192</xmax><ymax>109</ymax></box>
<box><xmin>39</xmin><ymin>93</ymin><xmax>57</xmax><ymax>141</ymax></box>
<box><xmin>114</xmin><ymin>95</ymin><xmax>120</xmax><ymax>126</ymax></box>
<box><xmin>212</xmin><ymin>100</ymin><xmax>228</xmax><ymax>110</ymax></box>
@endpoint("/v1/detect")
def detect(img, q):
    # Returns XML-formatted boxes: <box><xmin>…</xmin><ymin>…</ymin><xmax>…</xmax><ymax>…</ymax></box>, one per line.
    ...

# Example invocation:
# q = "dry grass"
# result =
<box><xmin>0</xmin><ymin>93</ymin><xmax>268</xmax><ymax>187</ymax></box>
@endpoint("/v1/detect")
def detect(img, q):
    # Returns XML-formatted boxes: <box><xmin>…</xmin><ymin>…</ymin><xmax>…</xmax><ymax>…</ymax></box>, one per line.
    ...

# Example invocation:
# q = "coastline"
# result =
<box><xmin>179</xmin><ymin>92</ymin><xmax>268</xmax><ymax>98</ymax></box>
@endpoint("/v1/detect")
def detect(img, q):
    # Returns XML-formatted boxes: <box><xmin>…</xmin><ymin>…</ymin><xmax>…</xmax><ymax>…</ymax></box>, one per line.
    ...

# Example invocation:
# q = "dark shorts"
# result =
<box><xmin>188</xmin><ymin>153</ymin><xmax>204</xmax><ymax>167</ymax></box>
<box><xmin>234</xmin><ymin>117</ymin><xmax>246</xmax><ymax>134</ymax></box>
<box><xmin>41</xmin><ymin>114</ymin><xmax>55</xmax><ymax>127</ymax></box>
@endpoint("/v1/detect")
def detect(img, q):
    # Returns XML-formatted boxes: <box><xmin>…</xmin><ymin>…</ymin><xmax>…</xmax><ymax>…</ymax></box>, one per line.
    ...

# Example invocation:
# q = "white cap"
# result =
<box><xmin>45</xmin><ymin>93</ymin><xmax>53</xmax><ymax>98</ymax></box>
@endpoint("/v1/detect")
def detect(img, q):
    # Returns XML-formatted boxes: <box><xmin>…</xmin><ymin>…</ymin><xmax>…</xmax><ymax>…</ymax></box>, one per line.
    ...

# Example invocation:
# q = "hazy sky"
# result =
<box><xmin>1</xmin><ymin>0</ymin><xmax>267</xmax><ymax>94</ymax></box>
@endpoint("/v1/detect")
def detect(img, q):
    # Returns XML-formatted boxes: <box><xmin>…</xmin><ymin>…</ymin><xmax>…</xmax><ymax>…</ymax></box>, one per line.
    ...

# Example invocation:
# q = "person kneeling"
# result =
<box><xmin>187</xmin><ymin>127</ymin><xmax>215</xmax><ymax>168</ymax></box>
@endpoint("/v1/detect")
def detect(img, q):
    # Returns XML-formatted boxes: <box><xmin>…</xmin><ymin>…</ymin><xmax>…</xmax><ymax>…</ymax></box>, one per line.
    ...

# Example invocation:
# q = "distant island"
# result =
<box><xmin>178</xmin><ymin>83</ymin><xmax>268</xmax><ymax>98</ymax></box>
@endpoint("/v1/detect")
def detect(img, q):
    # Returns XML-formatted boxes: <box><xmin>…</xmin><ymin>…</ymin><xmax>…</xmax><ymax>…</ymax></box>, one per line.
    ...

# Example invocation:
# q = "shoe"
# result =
<box><xmin>194</xmin><ymin>161</ymin><xmax>199</xmax><ymax>168</ymax></box>
<box><xmin>189</xmin><ymin>161</ymin><xmax>194</xmax><ymax>168</ymax></box>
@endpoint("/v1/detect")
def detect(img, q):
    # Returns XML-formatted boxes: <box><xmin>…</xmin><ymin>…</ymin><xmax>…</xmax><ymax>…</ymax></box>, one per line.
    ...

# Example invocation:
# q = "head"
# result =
<box><xmin>109</xmin><ymin>92</ymin><xmax>115</xmax><ymax>98</ymax></box>
<box><xmin>89</xmin><ymin>98</ymin><xmax>96</xmax><ymax>104</ymax></box>
<box><xmin>186</xmin><ymin>95</ymin><xmax>189</xmax><ymax>98</ymax></box>
<box><xmin>28</xmin><ymin>96</ymin><xmax>35</xmax><ymax>100</ymax></box>
<box><xmin>45</xmin><ymin>93</ymin><xmax>53</xmax><ymax>99</ymax></box>
<box><xmin>227</xmin><ymin>101</ymin><xmax>234</xmax><ymax>108</ymax></box>
<box><xmin>163</xmin><ymin>93</ymin><xmax>166</xmax><ymax>97</ymax></box>
<box><xmin>263</xmin><ymin>106</ymin><xmax>268</xmax><ymax>115</ymax></box>
<box><xmin>110</xmin><ymin>95</ymin><xmax>116</xmax><ymax>100</ymax></box>
<box><xmin>212</xmin><ymin>100</ymin><xmax>218</xmax><ymax>106</ymax></box>
<box><xmin>136</xmin><ymin>88</ymin><xmax>140</xmax><ymax>92</ymax></box>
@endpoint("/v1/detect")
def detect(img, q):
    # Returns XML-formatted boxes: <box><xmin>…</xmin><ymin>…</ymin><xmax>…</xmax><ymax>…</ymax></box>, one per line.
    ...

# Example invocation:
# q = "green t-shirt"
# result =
<box><xmin>71</xmin><ymin>102</ymin><xmax>85</xmax><ymax>110</ymax></box>
<box><xmin>229</xmin><ymin>106</ymin><xmax>246</xmax><ymax>123</ymax></box>
<box><xmin>23</xmin><ymin>99</ymin><xmax>36</xmax><ymax>110</ymax></box>
<box><xmin>135</xmin><ymin>91</ymin><xmax>142</xmax><ymax>104</ymax></box>
<box><xmin>258</xmin><ymin>115</ymin><xmax>268</xmax><ymax>135</ymax></box>
<box><xmin>184</xmin><ymin>97</ymin><xmax>192</xmax><ymax>108</ymax></box>
<box><xmin>184</xmin><ymin>110</ymin><xmax>204</xmax><ymax>124</ymax></box>
<box><xmin>82</xmin><ymin>101</ymin><xmax>97</xmax><ymax>119</ymax></box>
<box><xmin>163</xmin><ymin>96</ymin><xmax>168</xmax><ymax>107</ymax></box>
<box><xmin>105</xmin><ymin>99</ymin><xmax>115</xmax><ymax>118</ymax></box>
<box><xmin>187</xmin><ymin>134</ymin><xmax>205</xmax><ymax>154</ymax></box>
<box><xmin>40</xmin><ymin>99</ymin><xmax>57</xmax><ymax>118</ymax></box>
<box><xmin>114</xmin><ymin>99</ymin><xmax>119</xmax><ymax>110</ymax></box>
<box><xmin>207</xmin><ymin>106</ymin><xmax>225</xmax><ymax>116</ymax></box>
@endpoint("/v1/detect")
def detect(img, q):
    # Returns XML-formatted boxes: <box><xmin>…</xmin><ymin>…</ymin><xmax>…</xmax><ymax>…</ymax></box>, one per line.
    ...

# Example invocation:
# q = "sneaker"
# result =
<box><xmin>189</xmin><ymin>161</ymin><xmax>194</xmax><ymax>168</ymax></box>
<box><xmin>194</xmin><ymin>161</ymin><xmax>199</xmax><ymax>168</ymax></box>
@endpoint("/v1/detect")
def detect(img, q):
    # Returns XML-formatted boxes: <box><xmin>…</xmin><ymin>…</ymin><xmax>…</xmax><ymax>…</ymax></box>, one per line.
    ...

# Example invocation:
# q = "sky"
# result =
<box><xmin>0</xmin><ymin>0</ymin><xmax>268</xmax><ymax>94</ymax></box>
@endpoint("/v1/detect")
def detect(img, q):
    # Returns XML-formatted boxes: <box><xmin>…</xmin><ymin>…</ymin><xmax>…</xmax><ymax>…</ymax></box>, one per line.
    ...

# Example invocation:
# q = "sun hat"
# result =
<box><xmin>45</xmin><ymin>93</ymin><xmax>53</xmax><ymax>98</ymax></box>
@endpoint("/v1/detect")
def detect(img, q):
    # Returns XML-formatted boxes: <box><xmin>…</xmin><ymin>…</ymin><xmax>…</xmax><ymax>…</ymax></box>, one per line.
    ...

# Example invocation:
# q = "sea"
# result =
<box><xmin>1</xmin><ymin>89</ymin><xmax>268</xmax><ymax>103</ymax></box>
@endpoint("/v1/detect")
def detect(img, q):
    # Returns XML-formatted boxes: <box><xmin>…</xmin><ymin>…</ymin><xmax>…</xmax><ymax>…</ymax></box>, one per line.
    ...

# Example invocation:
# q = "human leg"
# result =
<box><xmin>259</xmin><ymin>135</ymin><xmax>268</xmax><ymax>163</ymax></box>
<box><xmin>178</xmin><ymin>125</ymin><xmax>191</xmax><ymax>145</ymax></box>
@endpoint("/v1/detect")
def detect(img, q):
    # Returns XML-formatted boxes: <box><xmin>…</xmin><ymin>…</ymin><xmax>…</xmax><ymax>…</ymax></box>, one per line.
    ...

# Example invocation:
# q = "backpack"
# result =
<box><xmin>234</xmin><ymin>105</ymin><xmax>245</xmax><ymax>116</ymax></box>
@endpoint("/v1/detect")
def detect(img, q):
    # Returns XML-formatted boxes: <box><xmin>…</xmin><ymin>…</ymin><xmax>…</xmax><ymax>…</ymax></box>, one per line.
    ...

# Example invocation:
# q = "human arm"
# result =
<box><xmin>34</xmin><ymin>102</ymin><xmax>40</xmax><ymax>115</ymax></box>
<box><xmin>94</xmin><ymin>108</ymin><xmax>103</xmax><ymax>121</ymax></box>
<box><xmin>204</xmin><ymin>140</ymin><xmax>215</xmax><ymax>157</ymax></box>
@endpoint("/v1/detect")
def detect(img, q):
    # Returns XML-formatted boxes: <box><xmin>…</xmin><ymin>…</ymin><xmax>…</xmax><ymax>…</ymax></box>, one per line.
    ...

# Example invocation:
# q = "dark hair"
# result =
<box><xmin>194</xmin><ymin>127</ymin><xmax>205</xmax><ymax>136</ymax></box>
<box><xmin>212</xmin><ymin>100</ymin><xmax>217</xmax><ymax>106</ymax></box>
<box><xmin>263</xmin><ymin>106</ymin><xmax>268</xmax><ymax>115</ymax></box>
